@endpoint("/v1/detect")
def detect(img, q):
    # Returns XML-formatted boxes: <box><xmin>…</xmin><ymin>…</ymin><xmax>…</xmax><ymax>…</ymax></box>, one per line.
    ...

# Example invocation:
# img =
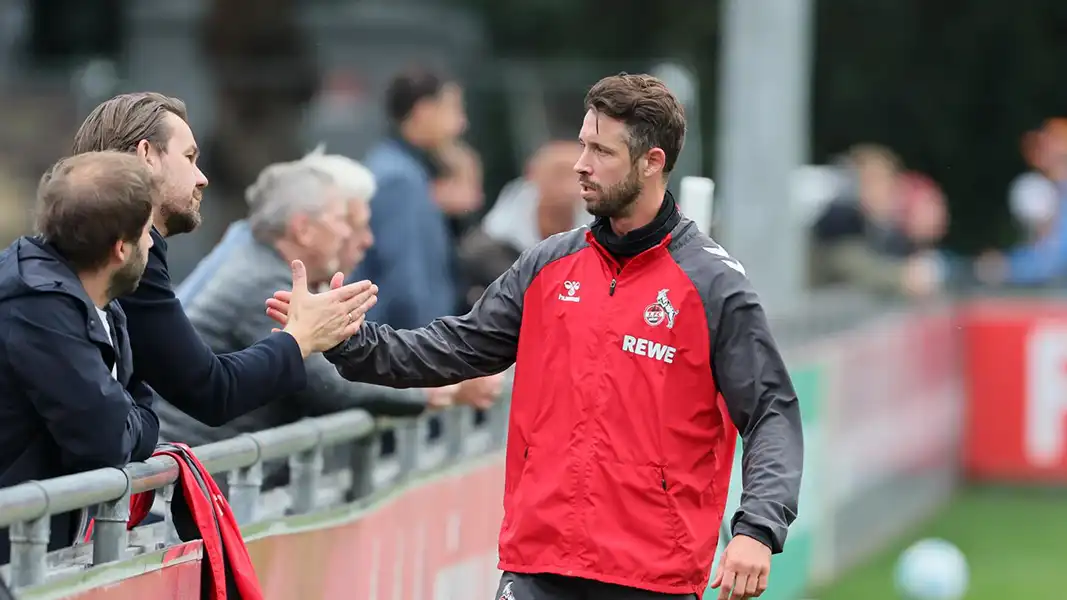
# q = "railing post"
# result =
<box><xmin>92</xmin><ymin>486</ymin><xmax>130</xmax><ymax>565</ymax></box>
<box><xmin>489</xmin><ymin>394</ymin><xmax>510</xmax><ymax>450</ymax></box>
<box><xmin>445</xmin><ymin>406</ymin><xmax>472</xmax><ymax>460</ymax></box>
<box><xmin>395</xmin><ymin>420</ymin><xmax>420</xmax><ymax>481</ymax></box>
<box><xmin>345</xmin><ymin>436</ymin><xmax>376</xmax><ymax>502</ymax></box>
<box><xmin>288</xmin><ymin>446</ymin><xmax>323</xmax><ymax>515</ymax></box>
<box><xmin>227</xmin><ymin>461</ymin><xmax>263</xmax><ymax>525</ymax></box>
<box><xmin>160</xmin><ymin>484</ymin><xmax>181</xmax><ymax>545</ymax></box>
<box><xmin>9</xmin><ymin>516</ymin><xmax>49</xmax><ymax>588</ymax></box>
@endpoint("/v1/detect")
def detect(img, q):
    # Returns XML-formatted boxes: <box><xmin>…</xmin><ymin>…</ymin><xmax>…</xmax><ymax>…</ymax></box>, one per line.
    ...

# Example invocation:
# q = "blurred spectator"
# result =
<box><xmin>434</xmin><ymin>140</ymin><xmax>485</xmax><ymax>223</ymax></box>
<box><xmin>810</xmin><ymin>144</ymin><xmax>942</xmax><ymax>297</ymax></box>
<box><xmin>481</xmin><ymin>140</ymin><xmax>590</xmax><ymax>253</ymax></box>
<box><xmin>159</xmin><ymin>153</ymin><xmax>459</xmax><ymax>467</ymax></box>
<box><xmin>977</xmin><ymin>118</ymin><xmax>1067</xmax><ymax>286</ymax></box>
<box><xmin>1008</xmin><ymin>129</ymin><xmax>1059</xmax><ymax>241</ymax></box>
<box><xmin>351</xmin><ymin>67</ymin><xmax>468</xmax><ymax>329</ymax></box>
<box><xmin>898</xmin><ymin>171</ymin><xmax>949</xmax><ymax>250</ymax></box>
<box><xmin>0</xmin><ymin>152</ymin><xmax>160</xmax><ymax>563</ymax></box>
<box><xmin>457</xmin><ymin>140</ymin><xmax>588</xmax><ymax>308</ymax></box>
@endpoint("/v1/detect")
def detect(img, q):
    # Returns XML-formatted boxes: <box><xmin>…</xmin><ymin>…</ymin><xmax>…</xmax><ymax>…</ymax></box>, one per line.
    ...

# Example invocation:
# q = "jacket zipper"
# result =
<box><xmin>608</xmin><ymin>265</ymin><xmax>623</xmax><ymax>296</ymax></box>
<box><xmin>659</xmin><ymin>467</ymin><xmax>667</xmax><ymax>491</ymax></box>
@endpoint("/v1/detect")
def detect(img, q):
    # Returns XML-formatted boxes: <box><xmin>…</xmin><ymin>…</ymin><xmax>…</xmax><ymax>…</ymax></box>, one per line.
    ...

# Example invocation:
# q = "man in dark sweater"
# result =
<box><xmin>70</xmin><ymin>92</ymin><xmax>377</xmax><ymax>427</ymax></box>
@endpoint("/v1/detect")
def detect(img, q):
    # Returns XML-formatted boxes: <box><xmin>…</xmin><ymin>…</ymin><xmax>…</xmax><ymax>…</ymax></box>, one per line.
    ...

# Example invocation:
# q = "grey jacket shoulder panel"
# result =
<box><xmin>668</xmin><ymin>218</ymin><xmax>803</xmax><ymax>555</ymax></box>
<box><xmin>511</xmin><ymin>226</ymin><xmax>591</xmax><ymax>306</ymax></box>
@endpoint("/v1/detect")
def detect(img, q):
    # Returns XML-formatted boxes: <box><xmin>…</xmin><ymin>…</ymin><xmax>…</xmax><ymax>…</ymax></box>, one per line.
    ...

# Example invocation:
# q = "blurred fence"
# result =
<box><xmin>0</xmin><ymin>383</ymin><xmax>512</xmax><ymax>599</ymax></box>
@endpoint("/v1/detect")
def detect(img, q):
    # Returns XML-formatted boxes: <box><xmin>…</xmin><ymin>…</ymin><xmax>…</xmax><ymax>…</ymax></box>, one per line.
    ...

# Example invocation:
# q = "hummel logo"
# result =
<box><xmin>559</xmin><ymin>280</ymin><xmax>581</xmax><ymax>303</ymax></box>
<box><xmin>704</xmin><ymin>246</ymin><xmax>746</xmax><ymax>275</ymax></box>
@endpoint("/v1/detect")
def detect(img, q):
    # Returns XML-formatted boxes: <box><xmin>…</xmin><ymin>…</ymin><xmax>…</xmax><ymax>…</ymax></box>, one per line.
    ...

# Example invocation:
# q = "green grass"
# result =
<box><xmin>811</xmin><ymin>486</ymin><xmax>1067</xmax><ymax>600</ymax></box>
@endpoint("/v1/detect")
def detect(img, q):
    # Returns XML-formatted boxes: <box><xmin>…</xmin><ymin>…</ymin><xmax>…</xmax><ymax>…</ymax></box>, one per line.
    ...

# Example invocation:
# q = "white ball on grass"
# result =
<box><xmin>893</xmin><ymin>538</ymin><xmax>969</xmax><ymax>600</ymax></box>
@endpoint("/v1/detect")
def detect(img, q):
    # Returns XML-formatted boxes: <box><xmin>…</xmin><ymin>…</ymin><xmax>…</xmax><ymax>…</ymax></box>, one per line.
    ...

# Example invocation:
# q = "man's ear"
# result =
<box><xmin>644</xmin><ymin>148</ymin><xmax>667</xmax><ymax>179</ymax></box>
<box><xmin>135</xmin><ymin>140</ymin><xmax>157</xmax><ymax>167</ymax></box>
<box><xmin>111</xmin><ymin>239</ymin><xmax>128</xmax><ymax>265</ymax></box>
<box><xmin>290</xmin><ymin>214</ymin><xmax>313</xmax><ymax>246</ymax></box>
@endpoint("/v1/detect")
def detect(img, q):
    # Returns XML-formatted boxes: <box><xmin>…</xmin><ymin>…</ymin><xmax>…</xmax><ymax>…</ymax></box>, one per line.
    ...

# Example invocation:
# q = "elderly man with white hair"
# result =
<box><xmin>158</xmin><ymin>150</ymin><xmax>469</xmax><ymax>478</ymax></box>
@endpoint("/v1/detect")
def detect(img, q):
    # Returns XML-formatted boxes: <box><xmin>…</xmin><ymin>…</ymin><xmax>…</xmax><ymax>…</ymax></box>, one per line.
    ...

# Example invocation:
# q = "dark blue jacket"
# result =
<box><xmin>352</xmin><ymin>138</ymin><xmax>459</xmax><ymax>328</ymax></box>
<box><xmin>117</xmin><ymin>228</ymin><xmax>307</xmax><ymax>427</ymax></box>
<box><xmin>0</xmin><ymin>237</ymin><xmax>160</xmax><ymax>562</ymax></box>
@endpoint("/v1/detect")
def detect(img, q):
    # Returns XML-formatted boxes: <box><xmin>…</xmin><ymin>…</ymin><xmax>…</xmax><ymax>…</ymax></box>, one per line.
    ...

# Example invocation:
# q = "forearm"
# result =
<box><xmin>300</xmin><ymin>353</ymin><xmax>427</xmax><ymax>417</ymax></box>
<box><xmin>129</xmin><ymin>405</ymin><xmax>160</xmax><ymax>462</ymax></box>
<box><xmin>325</xmin><ymin>319</ymin><xmax>512</xmax><ymax>388</ymax></box>
<box><xmin>327</xmin><ymin>251</ymin><xmax>525</xmax><ymax>387</ymax></box>
<box><xmin>731</xmin><ymin>404</ymin><xmax>803</xmax><ymax>553</ymax></box>
<box><xmin>164</xmin><ymin>332</ymin><xmax>307</xmax><ymax>426</ymax></box>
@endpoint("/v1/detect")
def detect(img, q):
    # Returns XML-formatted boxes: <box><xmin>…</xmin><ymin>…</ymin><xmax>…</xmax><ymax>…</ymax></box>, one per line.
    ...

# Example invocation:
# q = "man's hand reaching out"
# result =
<box><xmin>275</xmin><ymin>260</ymin><xmax>377</xmax><ymax>357</ymax></box>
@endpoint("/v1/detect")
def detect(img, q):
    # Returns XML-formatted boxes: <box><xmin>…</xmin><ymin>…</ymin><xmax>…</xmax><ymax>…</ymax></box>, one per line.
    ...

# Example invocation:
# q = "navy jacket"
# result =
<box><xmin>0</xmin><ymin>237</ymin><xmax>160</xmax><ymax>562</ymax></box>
<box><xmin>117</xmin><ymin>228</ymin><xmax>307</xmax><ymax>427</ymax></box>
<box><xmin>352</xmin><ymin>138</ymin><xmax>458</xmax><ymax>328</ymax></box>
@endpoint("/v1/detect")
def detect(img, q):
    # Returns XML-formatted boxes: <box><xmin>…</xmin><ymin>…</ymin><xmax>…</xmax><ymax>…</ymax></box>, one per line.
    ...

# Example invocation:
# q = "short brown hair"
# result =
<box><xmin>584</xmin><ymin>73</ymin><xmax>687</xmax><ymax>174</ymax></box>
<box><xmin>71</xmin><ymin>92</ymin><xmax>188</xmax><ymax>155</ymax></box>
<box><xmin>36</xmin><ymin>152</ymin><xmax>157</xmax><ymax>272</ymax></box>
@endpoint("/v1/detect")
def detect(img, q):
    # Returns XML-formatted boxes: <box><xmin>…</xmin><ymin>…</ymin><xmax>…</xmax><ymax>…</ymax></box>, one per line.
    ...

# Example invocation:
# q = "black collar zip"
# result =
<box><xmin>590</xmin><ymin>190</ymin><xmax>681</xmax><ymax>258</ymax></box>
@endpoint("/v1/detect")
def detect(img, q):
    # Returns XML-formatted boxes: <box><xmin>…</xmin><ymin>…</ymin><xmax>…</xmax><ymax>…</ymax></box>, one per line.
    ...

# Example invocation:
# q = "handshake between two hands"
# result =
<box><xmin>264</xmin><ymin>259</ymin><xmax>377</xmax><ymax>358</ymax></box>
<box><xmin>264</xmin><ymin>260</ymin><xmax>504</xmax><ymax>410</ymax></box>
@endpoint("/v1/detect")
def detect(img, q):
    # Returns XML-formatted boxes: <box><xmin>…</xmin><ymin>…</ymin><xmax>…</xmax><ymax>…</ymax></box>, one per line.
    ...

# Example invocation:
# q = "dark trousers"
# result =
<box><xmin>495</xmin><ymin>572</ymin><xmax>699</xmax><ymax>600</ymax></box>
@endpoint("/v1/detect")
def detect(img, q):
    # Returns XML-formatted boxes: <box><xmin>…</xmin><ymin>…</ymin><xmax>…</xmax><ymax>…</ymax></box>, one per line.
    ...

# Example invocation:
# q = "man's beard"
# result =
<box><xmin>107</xmin><ymin>246</ymin><xmax>148</xmax><ymax>300</ymax></box>
<box><xmin>160</xmin><ymin>190</ymin><xmax>203</xmax><ymax>237</ymax></box>
<box><xmin>582</xmin><ymin>168</ymin><xmax>643</xmax><ymax>219</ymax></box>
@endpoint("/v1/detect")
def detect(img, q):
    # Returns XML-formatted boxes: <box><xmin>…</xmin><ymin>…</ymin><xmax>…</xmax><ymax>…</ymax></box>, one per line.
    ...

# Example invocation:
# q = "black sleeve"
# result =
<box><xmin>3</xmin><ymin>295</ymin><xmax>157</xmax><ymax>470</ymax></box>
<box><xmin>229</xmin><ymin>293</ymin><xmax>429</xmax><ymax>419</ymax></box>
<box><xmin>126</xmin><ymin>379</ymin><xmax>161</xmax><ymax>462</ymax></box>
<box><xmin>710</xmin><ymin>267</ymin><xmax>803</xmax><ymax>554</ymax></box>
<box><xmin>324</xmin><ymin>254</ymin><xmax>526</xmax><ymax>387</ymax></box>
<box><xmin>118</xmin><ymin>230</ymin><xmax>308</xmax><ymax>426</ymax></box>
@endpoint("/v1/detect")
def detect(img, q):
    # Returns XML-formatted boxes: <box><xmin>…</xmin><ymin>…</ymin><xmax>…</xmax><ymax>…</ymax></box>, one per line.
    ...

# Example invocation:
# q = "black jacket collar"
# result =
<box><xmin>0</xmin><ymin>236</ymin><xmax>126</xmax><ymax>355</ymax></box>
<box><xmin>590</xmin><ymin>190</ymin><xmax>682</xmax><ymax>258</ymax></box>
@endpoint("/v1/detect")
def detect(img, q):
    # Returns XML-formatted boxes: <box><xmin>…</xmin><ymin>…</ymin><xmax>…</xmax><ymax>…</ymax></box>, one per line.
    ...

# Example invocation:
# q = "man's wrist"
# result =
<box><xmin>281</xmin><ymin>326</ymin><xmax>313</xmax><ymax>359</ymax></box>
<box><xmin>731</xmin><ymin>521</ymin><xmax>776</xmax><ymax>553</ymax></box>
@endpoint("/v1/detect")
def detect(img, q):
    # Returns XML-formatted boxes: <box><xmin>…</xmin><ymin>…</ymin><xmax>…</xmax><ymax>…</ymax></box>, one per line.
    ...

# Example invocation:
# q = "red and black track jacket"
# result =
<box><xmin>325</xmin><ymin>211</ymin><xmax>803</xmax><ymax>596</ymax></box>
<box><xmin>129</xmin><ymin>444</ymin><xmax>263</xmax><ymax>600</ymax></box>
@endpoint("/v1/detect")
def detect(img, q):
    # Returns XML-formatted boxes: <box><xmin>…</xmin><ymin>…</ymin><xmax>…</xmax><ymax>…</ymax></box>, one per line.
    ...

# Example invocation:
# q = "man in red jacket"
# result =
<box><xmin>268</xmin><ymin>73</ymin><xmax>803</xmax><ymax>600</ymax></box>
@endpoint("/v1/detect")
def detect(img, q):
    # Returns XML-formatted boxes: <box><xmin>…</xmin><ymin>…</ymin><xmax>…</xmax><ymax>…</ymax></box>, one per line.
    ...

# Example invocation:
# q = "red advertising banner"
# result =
<box><xmin>962</xmin><ymin>299</ymin><xmax>1067</xmax><ymax>482</ymax></box>
<box><xmin>246</xmin><ymin>458</ymin><xmax>505</xmax><ymax>600</ymax></box>
<box><xmin>66</xmin><ymin>541</ymin><xmax>203</xmax><ymax>600</ymax></box>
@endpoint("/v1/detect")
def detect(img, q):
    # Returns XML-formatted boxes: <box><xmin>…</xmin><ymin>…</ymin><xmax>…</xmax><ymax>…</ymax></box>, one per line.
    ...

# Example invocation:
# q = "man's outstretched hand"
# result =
<box><xmin>276</xmin><ymin>260</ymin><xmax>377</xmax><ymax>357</ymax></box>
<box><xmin>266</xmin><ymin>265</ymin><xmax>346</xmax><ymax>327</ymax></box>
<box><xmin>710</xmin><ymin>534</ymin><xmax>771</xmax><ymax>600</ymax></box>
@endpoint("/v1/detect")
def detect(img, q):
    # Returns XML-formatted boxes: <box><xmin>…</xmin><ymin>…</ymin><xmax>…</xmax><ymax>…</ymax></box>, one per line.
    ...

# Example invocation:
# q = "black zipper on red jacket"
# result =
<box><xmin>586</xmin><ymin>230</ymin><xmax>673</xmax><ymax>297</ymax></box>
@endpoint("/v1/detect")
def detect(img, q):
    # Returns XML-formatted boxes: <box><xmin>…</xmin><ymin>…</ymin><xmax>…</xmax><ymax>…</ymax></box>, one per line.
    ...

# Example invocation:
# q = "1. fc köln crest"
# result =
<box><xmin>643</xmin><ymin>288</ymin><xmax>679</xmax><ymax>329</ymax></box>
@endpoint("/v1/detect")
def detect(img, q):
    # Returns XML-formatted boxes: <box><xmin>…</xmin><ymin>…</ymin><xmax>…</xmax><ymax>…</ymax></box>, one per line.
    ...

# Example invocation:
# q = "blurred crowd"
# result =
<box><xmin>809</xmin><ymin>144</ymin><xmax>948</xmax><ymax>298</ymax></box>
<box><xmin>809</xmin><ymin>117</ymin><xmax>1067</xmax><ymax>298</ymax></box>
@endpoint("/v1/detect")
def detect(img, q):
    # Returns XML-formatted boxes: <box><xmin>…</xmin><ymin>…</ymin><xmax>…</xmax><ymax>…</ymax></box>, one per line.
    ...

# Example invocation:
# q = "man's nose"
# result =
<box><xmin>195</xmin><ymin>167</ymin><xmax>209</xmax><ymax>188</ymax></box>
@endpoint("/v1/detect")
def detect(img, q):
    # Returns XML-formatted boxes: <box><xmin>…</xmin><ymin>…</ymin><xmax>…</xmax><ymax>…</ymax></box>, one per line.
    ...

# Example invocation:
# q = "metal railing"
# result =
<box><xmin>0</xmin><ymin>391</ymin><xmax>510</xmax><ymax>592</ymax></box>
